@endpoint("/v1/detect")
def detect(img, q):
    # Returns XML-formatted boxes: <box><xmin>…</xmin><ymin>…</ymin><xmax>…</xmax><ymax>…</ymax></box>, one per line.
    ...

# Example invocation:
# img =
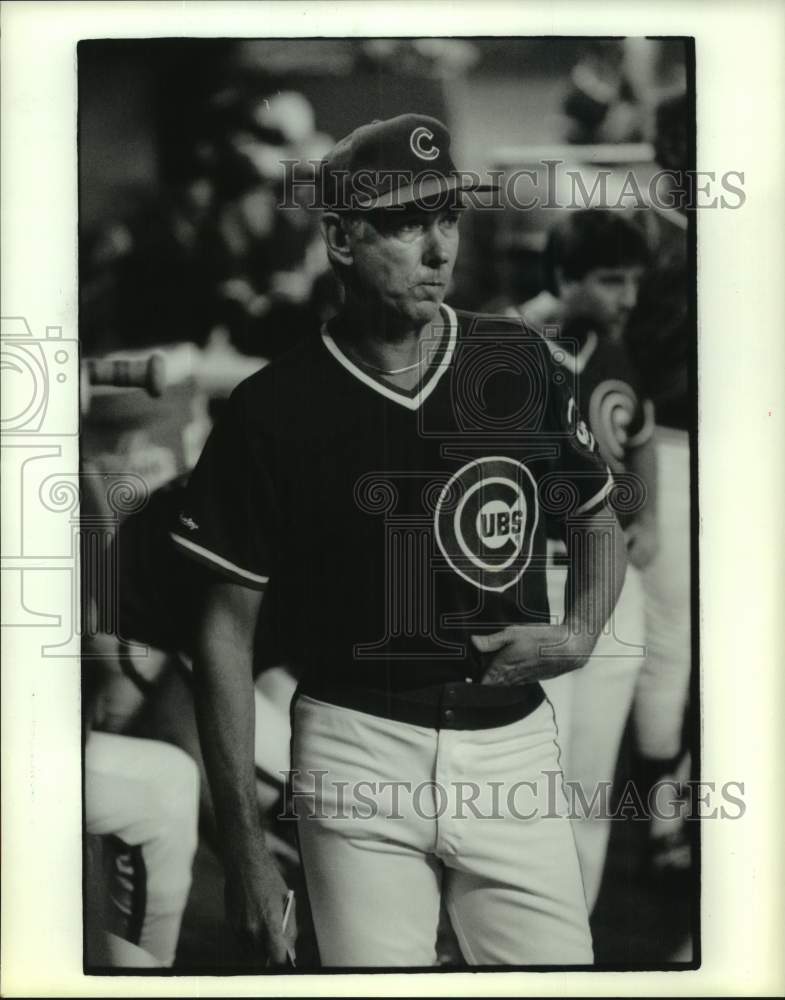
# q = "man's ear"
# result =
<box><xmin>321</xmin><ymin>212</ymin><xmax>354</xmax><ymax>267</ymax></box>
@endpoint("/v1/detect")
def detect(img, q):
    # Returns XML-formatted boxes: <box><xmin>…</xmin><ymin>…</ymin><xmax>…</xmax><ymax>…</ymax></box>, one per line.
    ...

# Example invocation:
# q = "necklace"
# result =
<box><xmin>352</xmin><ymin>354</ymin><xmax>424</xmax><ymax>376</ymax></box>
<box><xmin>330</xmin><ymin>322</ymin><xmax>435</xmax><ymax>376</ymax></box>
<box><xmin>337</xmin><ymin>339</ymin><xmax>426</xmax><ymax>375</ymax></box>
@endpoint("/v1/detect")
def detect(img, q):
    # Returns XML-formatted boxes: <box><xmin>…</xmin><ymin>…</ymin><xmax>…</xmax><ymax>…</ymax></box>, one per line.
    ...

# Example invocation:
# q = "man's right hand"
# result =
<box><xmin>224</xmin><ymin>852</ymin><xmax>297</xmax><ymax>966</ymax></box>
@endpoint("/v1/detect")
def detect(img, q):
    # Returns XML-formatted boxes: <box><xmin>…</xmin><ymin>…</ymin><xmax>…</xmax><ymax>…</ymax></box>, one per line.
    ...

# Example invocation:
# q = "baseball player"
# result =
<box><xmin>173</xmin><ymin>114</ymin><xmax>627</xmax><ymax>967</ymax></box>
<box><xmin>626</xmin><ymin>94</ymin><xmax>694</xmax><ymax>875</ymax></box>
<box><xmin>510</xmin><ymin>208</ymin><xmax>657</xmax><ymax>911</ymax></box>
<box><xmin>83</xmin><ymin>610</ymin><xmax>200</xmax><ymax>968</ymax></box>
<box><xmin>84</xmin><ymin>729</ymin><xmax>200</xmax><ymax>966</ymax></box>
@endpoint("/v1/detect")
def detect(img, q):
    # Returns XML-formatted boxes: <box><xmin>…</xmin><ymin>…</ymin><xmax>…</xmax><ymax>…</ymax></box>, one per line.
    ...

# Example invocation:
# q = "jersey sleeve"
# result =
<box><xmin>545</xmin><ymin>371</ymin><xmax>615</xmax><ymax>519</ymax></box>
<box><xmin>169</xmin><ymin>390</ymin><xmax>276</xmax><ymax>589</ymax></box>
<box><xmin>609</xmin><ymin>340</ymin><xmax>656</xmax><ymax>450</ymax></box>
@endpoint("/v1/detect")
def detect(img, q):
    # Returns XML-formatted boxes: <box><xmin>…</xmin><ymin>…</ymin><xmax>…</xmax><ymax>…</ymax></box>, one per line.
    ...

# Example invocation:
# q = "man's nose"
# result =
<box><xmin>621</xmin><ymin>278</ymin><xmax>638</xmax><ymax>310</ymax></box>
<box><xmin>422</xmin><ymin>222</ymin><xmax>451</xmax><ymax>265</ymax></box>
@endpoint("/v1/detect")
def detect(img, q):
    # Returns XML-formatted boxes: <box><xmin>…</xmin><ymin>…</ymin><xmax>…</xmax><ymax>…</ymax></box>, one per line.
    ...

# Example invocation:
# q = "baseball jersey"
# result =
<box><xmin>114</xmin><ymin>474</ymin><xmax>197</xmax><ymax>655</ymax></box>
<box><xmin>171</xmin><ymin>304</ymin><xmax>613</xmax><ymax>693</ymax></box>
<box><xmin>537</xmin><ymin>319</ymin><xmax>654</xmax><ymax>534</ymax></box>
<box><xmin>626</xmin><ymin>209</ymin><xmax>690</xmax><ymax>431</ymax></box>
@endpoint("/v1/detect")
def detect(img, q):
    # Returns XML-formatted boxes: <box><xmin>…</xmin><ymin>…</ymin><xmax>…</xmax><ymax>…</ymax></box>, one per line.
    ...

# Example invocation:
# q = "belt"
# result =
<box><xmin>296</xmin><ymin>676</ymin><xmax>545</xmax><ymax>731</ymax></box>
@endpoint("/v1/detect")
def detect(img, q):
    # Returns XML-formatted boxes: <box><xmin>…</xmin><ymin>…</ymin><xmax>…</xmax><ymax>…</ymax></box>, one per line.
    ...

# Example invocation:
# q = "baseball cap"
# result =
<box><xmin>318</xmin><ymin>113</ymin><xmax>497</xmax><ymax>211</ymax></box>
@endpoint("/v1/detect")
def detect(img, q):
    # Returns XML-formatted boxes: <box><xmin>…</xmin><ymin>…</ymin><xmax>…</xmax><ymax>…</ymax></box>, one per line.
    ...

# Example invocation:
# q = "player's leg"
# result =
<box><xmin>254</xmin><ymin>666</ymin><xmax>298</xmax><ymax>780</ymax></box>
<box><xmin>85</xmin><ymin>731</ymin><xmax>200</xmax><ymax>965</ymax></box>
<box><xmin>290</xmin><ymin>695</ymin><xmax>442</xmax><ymax>966</ymax></box>
<box><xmin>633</xmin><ymin>428</ymin><xmax>692</xmax><ymax>762</ymax></box>
<box><xmin>564</xmin><ymin>565</ymin><xmax>646</xmax><ymax>910</ymax></box>
<box><xmin>296</xmin><ymin>822</ymin><xmax>442</xmax><ymax>966</ymax></box>
<box><xmin>629</xmin><ymin>429</ymin><xmax>693</xmax><ymax>875</ymax></box>
<box><xmin>438</xmin><ymin>701</ymin><xmax>593</xmax><ymax>965</ymax></box>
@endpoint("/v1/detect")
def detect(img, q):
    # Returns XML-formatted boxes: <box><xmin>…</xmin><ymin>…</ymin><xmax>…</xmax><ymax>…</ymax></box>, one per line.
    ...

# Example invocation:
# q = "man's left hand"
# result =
<box><xmin>471</xmin><ymin>624</ymin><xmax>593</xmax><ymax>686</ymax></box>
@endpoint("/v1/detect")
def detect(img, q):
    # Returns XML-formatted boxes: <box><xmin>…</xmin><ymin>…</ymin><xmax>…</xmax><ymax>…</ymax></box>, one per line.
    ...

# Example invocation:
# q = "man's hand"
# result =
<box><xmin>225</xmin><ymin>851</ymin><xmax>297</xmax><ymax>966</ymax></box>
<box><xmin>193</xmin><ymin>581</ymin><xmax>294</xmax><ymax>966</ymax></box>
<box><xmin>471</xmin><ymin>623</ymin><xmax>594</xmax><ymax>686</ymax></box>
<box><xmin>625</xmin><ymin>515</ymin><xmax>659</xmax><ymax>570</ymax></box>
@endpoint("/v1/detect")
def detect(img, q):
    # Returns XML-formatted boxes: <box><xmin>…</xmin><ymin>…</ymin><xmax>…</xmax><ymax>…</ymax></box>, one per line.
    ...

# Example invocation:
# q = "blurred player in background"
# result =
<box><xmin>79</xmin><ymin>87</ymin><xmax>335</xmax><ymax>968</ymax></box>
<box><xmin>509</xmin><ymin>208</ymin><xmax>657</xmax><ymax>912</ymax></box>
<box><xmin>83</xmin><ymin>634</ymin><xmax>200</xmax><ymax>968</ymax></box>
<box><xmin>81</xmin><ymin>89</ymin><xmax>337</xmax><ymax>365</ymax></box>
<box><xmin>626</xmin><ymin>92</ymin><xmax>693</xmax><ymax>877</ymax></box>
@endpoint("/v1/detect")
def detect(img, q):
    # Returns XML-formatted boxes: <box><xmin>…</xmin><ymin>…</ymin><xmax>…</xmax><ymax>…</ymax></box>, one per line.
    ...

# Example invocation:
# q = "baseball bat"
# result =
<box><xmin>85</xmin><ymin>354</ymin><xmax>167</xmax><ymax>397</ymax></box>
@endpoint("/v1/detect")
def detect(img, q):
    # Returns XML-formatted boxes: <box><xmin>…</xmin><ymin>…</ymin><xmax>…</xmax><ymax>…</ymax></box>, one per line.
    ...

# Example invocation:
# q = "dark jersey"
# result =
<box><xmin>110</xmin><ymin>475</ymin><xmax>283</xmax><ymax>674</ymax></box>
<box><xmin>542</xmin><ymin>321</ymin><xmax>654</xmax><ymax>476</ymax></box>
<box><xmin>540</xmin><ymin>319</ymin><xmax>654</xmax><ymax>532</ymax></box>
<box><xmin>114</xmin><ymin>474</ymin><xmax>199</xmax><ymax>655</ymax></box>
<box><xmin>626</xmin><ymin>209</ymin><xmax>689</xmax><ymax>432</ymax></box>
<box><xmin>172</xmin><ymin>305</ymin><xmax>613</xmax><ymax>692</ymax></box>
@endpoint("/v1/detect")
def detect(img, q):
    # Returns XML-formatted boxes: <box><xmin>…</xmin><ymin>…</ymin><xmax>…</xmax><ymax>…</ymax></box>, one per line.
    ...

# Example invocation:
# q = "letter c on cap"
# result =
<box><xmin>410</xmin><ymin>126</ymin><xmax>439</xmax><ymax>161</ymax></box>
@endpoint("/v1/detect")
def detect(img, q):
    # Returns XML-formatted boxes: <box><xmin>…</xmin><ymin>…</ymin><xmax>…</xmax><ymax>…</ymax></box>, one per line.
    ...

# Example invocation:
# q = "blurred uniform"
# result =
<box><xmin>524</xmin><ymin>315</ymin><xmax>653</xmax><ymax>911</ymax></box>
<box><xmin>508</xmin><ymin>209</ymin><xmax>655</xmax><ymax>911</ymax></box>
<box><xmin>85</xmin><ymin>731</ymin><xmax>200</xmax><ymax>966</ymax></box>
<box><xmin>627</xmin><ymin>201</ymin><xmax>691</xmax><ymax>768</ymax></box>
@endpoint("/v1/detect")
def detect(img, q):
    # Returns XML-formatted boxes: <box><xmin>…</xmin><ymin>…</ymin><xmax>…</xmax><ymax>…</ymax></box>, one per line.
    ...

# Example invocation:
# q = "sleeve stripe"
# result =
<box><xmin>169</xmin><ymin>532</ymin><xmax>269</xmax><ymax>587</ymax></box>
<box><xmin>573</xmin><ymin>470</ymin><xmax>615</xmax><ymax>516</ymax></box>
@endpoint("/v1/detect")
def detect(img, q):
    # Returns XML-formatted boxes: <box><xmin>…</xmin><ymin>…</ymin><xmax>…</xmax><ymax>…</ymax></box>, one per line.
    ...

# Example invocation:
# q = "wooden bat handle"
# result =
<box><xmin>85</xmin><ymin>354</ymin><xmax>166</xmax><ymax>397</ymax></box>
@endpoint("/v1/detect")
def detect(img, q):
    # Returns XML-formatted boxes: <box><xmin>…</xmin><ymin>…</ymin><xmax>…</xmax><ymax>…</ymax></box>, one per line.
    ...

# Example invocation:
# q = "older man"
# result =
<box><xmin>173</xmin><ymin>114</ymin><xmax>626</xmax><ymax>967</ymax></box>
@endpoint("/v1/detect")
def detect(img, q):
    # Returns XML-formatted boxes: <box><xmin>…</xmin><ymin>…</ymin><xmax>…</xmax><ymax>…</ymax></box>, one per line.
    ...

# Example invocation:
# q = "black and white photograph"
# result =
<box><xmin>2</xmin><ymin>2</ymin><xmax>784</xmax><ymax>996</ymax></box>
<box><xmin>77</xmin><ymin>33</ymin><xmax>698</xmax><ymax>973</ymax></box>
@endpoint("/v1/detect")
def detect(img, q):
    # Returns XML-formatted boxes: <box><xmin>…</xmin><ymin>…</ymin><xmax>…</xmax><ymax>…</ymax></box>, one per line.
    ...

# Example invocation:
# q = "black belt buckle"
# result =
<box><xmin>436</xmin><ymin>682</ymin><xmax>545</xmax><ymax>730</ymax></box>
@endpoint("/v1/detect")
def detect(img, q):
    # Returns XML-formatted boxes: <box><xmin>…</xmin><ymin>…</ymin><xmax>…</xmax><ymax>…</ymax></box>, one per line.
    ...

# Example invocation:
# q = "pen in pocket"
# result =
<box><xmin>282</xmin><ymin>889</ymin><xmax>296</xmax><ymax>967</ymax></box>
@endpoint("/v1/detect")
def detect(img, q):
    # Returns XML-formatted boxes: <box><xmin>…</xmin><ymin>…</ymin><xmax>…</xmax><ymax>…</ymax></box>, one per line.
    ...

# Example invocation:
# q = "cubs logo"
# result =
<box><xmin>588</xmin><ymin>379</ymin><xmax>639</xmax><ymax>471</ymax></box>
<box><xmin>566</xmin><ymin>395</ymin><xmax>596</xmax><ymax>451</ymax></box>
<box><xmin>409</xmin><ymin>126</ymin><xmax>439</xmax><ymax>161</ymax></box>
<box><xmin>434</xmin><ymin>457</ymin><xmax>539</xmax><ymax>592</ymax></box>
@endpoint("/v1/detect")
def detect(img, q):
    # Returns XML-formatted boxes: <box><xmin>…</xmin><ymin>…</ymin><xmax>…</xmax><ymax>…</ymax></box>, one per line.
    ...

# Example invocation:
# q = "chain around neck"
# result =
<box><xmin>350</xmin><ymin>354</ymin><xmax>425</xmax><ymax>375</ymax></box>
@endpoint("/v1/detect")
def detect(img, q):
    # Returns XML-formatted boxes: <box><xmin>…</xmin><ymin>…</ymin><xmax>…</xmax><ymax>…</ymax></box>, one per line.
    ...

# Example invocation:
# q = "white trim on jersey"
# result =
<box><xmin>320</xmin><ymin>303</ymin><xmax>458</xmax><ymax>411</ymax></box>
<box><xmin>169</xmin><ymin>532</ymin><xmax>269</xmax><ymax>586</ymax></box>
<box><xmin>543</xmin><ymin>328</ymin><xmax>599</xmax><ymax>375</ymax></box>
<box><xmin>573</xmin><ymin>469</ymin><xmax>615</xmax><ymax>515</ymax></box>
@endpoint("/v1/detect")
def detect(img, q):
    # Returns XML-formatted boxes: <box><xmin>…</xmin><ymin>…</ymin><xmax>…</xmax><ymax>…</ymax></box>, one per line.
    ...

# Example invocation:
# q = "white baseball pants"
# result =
<box><xmin>542</xmin><ymin>560</ymin><xmax>646</xmax><ymax>912</ymax></box>
<box><xmin>633</xmin><ymin>428</ymin><xmax>692</xmax><ymax>761</ymax></box>
<box><xmin>85</xmin><ymin>732</ymin><xmax>199</xmax><ymax>965</ymax></box>
<box><xmin>291</xmin><ymin>694</ymin><xmax>593</xmax><ymax>967</ymax></box>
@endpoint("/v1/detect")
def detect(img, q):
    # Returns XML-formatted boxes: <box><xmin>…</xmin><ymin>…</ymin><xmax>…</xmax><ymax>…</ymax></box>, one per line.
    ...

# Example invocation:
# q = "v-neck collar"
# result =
<box><xmin>544</xmin><ymin>328</ymin><xmax>598</xmax><ymax>375</ymax></box>
<box><xmin>321</xmin><ymin>303</ymin><xmax>458</xmax><ymax>411</ymax></box>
